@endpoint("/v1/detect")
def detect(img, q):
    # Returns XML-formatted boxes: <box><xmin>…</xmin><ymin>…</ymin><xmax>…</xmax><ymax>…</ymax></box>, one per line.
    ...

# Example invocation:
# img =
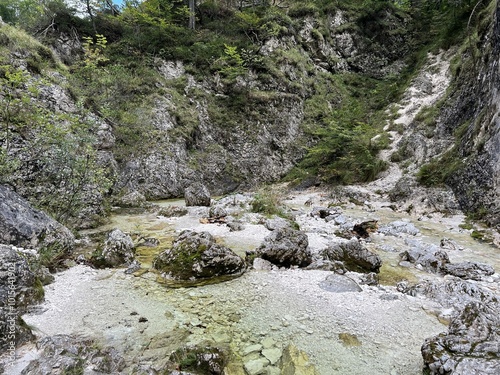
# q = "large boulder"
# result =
<box><xmin>399</xmin><ymin>279</ymin><xmax>500</xmax><ymax>374</ymax></box>
<box><xmin>153</xmin><ymin>230</ymin><xmax>245</xmax><ymax>281</ymax></box>
<box><xmin>0</xmin><ymin>245</ymin><xmax>42</xmax><ymax>353</ymax></box>
<box><xmin>441</xmin><ymin>262</ymin><xmax>495</xmax><ymax>281</ymax></box>
<box><xmin>0</xmin><ymin>185</ymin><xmax>74</xmax><ymax>254</ymax></box>
<box><xmin>184</xmin><ymin>182</ymin><xmax>211</xmax><ymax>207</ymax></box>
<box><xmin>400</xmin><ymin>239</ymin><xmax>450</xmax><ymax>273</ymax></box>
<box><xmin>97</xmin><ymin>229</ymin><xmax>135</xmax><ymax>268</ymax></box>
<box><xmin>321</xmin><ymin>238</ymin><xmax>382</xmax><ymax>273</ymax></box>
<box><xmin>253</xmin><ymin>228</ymin><xmax>311</xmax><ymax>268</ymax></box>
<box><xmin>422</xmin><ymin>300</ymin><xmax>500</xmax><ymax>374</ymax></box>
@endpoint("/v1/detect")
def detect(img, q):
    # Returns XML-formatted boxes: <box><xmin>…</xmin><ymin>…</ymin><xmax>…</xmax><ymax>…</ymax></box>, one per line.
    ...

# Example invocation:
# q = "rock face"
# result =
<box><xmin>254</xmin><ymin>228</ymin><xmax>311</xmax><ymax>268</ymax></box>
<box><xmin>422</xmin><ymin>298</ymin><xmax>500</xmax><ymax>374</ymax></box>
<box><xmin>321</xmin><ymin>238</ymin><xmax>382</xmax><ymax>273</ymax></box>
<box><xmin>99</xmin><ymin>229</ymin><xmax>135</xmax><ymax>267</ymax></box>
<box><xmin>0</xmin><ymin>245</ymin><xmax>41</xmax><ymax>353</ymax></box>
<box><xmin>0</xmin><ymin>185</ymin><xmax>74</xmax><ymax>253</ymax></box>
<box><xmin>153</xmin><ymin>230</ymin><xmax>245</xmax><ymax>281</ymax></box>
<box><xmin>185</xmin><ymin>182</ymin><xmax>211</xmax><ymax>207</ymax></box>
<box><xmin>20</xmin><ymin>334</ymin><xmax>126</xmax><ymax>374</ymax></box>
<box><xmin>397</xmin><ymin>278</ymin><xmax>500</xmax><ymax>374</ymax></box>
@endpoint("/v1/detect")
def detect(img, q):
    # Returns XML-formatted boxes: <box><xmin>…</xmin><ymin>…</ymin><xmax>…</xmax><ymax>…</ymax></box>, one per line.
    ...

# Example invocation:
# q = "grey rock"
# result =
<box><xmin>305</xmin><ymin>259</ymin><xmax>346</xmax><ymax>273</ymax></box>
<box><xmin>321</xmin><ymin>238</ymin><xmax>382</xmax><ymax>273</ymax></box>
<box><xmin>185</xmin><ymin>182</ymin><xmax>211</xmax><ymax>207</ymax></box>
<box><xmin>125</xmin><ymin>260</ymin><xmax>142</xmax><ymax>274</ymax></box>
<box><xmin>242</xmin><ymin>344</ymin><xmax>263</xmax><ymax>356</ymax></box>
<box><xmin>378</xmin><ymin>220</ymin><xmax>420</xmax><ymax>236</ymax></box>
<box><xmin>266</xmin><ymin>366</ymin><xmax>280</xmax><ymax>375</ymax></box>
<box><xmin>319</xmin><ymin>274</ymin><xmax>362</xmax><ymax>293</ymax></box>
<box><xmin>406</xmin><ymin>278</ymin><xmax>496</xmax><ymax>310</ymax></box>
<box><xmin>440</xmin><ymin>237</ymin><xmax>463</xmax><ymax>251</ymax></box>
<box><xmin>441</xmin><ymin>262</ymin><xmax>495</xmax><ymax>281</ymax></box>
<box><xmin>169</xmin><ymin>346</ymin><xmax>226</xmax><ymax>374</ymax></box>
<box><xmin>254</xmin><ymin>228</ymin><xmax>311</xmax><ymax>268</ymax></box>
<box><xmin>422</xmin><ymin>299</ymin><xmax>500</xmax><ymax>375</ymax></box>
<box><xmin>20</xmin><ymin>334</ymin><xmax>125</xmax><ymax>374</ymax></box>
<box><xmin>227</xmin><ymin>219</ymin><xmax>245</xmax><ymax>232</ymax></box>
<box><xmin>209</xmin><ymin>205</ymin><xmax>228</xmax><ymax>218</ymax></box>
<box><xmin>117</xmin><ymin>190</ymin><xmax>147</xmax><ymax>208</ymax></box>
<box><xmin>157</xmin><ymin>205</ymin><xmax>188</xmax><ymax>217</ymax></box>
<box><xmin>262</xmin><ymin>348</ymin><xmax>282</xmax><ymax>365</ymax></box>
<box><xmin>244</xmin><ymin>358</ymin><xmax>269</xmax><ymax>375</ymax></box>
<box><xmin>153</xmin><ymin>230</ymin><xmax>245</xmax><ymax>280</ymax></box>
<box><xmin>0</xmin><ymin>185</ymin><xmax>75</xmax><ymax>254</ymax></box>
<box><xmin>264</xmin><ymin>217</ymin><xmax>293</xmax><ymax>231</ymax></box>
<box><xmin>101</xmin><ymin>229</ymin><xmax>135</xmax><ymax>267</ymax></box>
<box><xmin>253</xmin><ymin>258</ymin><xmax>275</xmax><ymax>271</ymax></box>
<box><xmin>0</xmin><ymin>245</ymin><xmax>41</xmax><ymax>352</ymax></box>
<box><xmin>400</xmin><ymin>239</ymin><xmax>449</xmax><ymax>273</ymax></box>
<box><xmin>310</xmin><ymin>206</ymin><xmax>342</xmax><ymax>219</ymax></box>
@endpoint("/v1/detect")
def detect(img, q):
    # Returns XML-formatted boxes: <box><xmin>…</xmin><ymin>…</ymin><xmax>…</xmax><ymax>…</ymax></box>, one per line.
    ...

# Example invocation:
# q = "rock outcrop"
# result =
<box><xmin>321</xmin><ymin>238</ymin><xmax>382</xmax><ymax>273</ymax></box>
<box><xmin>253</xmin><ymin>228</ymin><xmax>311</xmax><ymax>268</ymax></box>
<box><xmin>0</xmin><ymin>185</ymin><xmax>74</xmax><ymax>255</ymax></box>
<box><xmin>97</xmin><ymin>229</ymin><xmax>136</xmax><ymax>268</ymax></box>
<box><xmin>20</xmin><ymin>335</ymin><xmax>126</xmax><ymax>374</ymax></box>
<box><xmin>153</xmin><ymin>230</ymin><xmax>245</xmax><ymax>281</ymax></box>
<box><xmin>421</xmin><ymin>293</ymin><xmax>500</xmax><ymax>374</ymax></box>
<box><xmin>185</xmin><ymin>182</ymin><xmax>211</xmax><ymax>207</ymax></box>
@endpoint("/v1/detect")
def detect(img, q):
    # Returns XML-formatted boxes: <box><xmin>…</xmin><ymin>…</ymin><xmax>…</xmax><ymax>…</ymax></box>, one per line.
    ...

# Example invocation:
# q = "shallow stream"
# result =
<box><xmin>8</xmin><ymin>190</ymin><xmax>500</xmax><ymax>375</ymax></box>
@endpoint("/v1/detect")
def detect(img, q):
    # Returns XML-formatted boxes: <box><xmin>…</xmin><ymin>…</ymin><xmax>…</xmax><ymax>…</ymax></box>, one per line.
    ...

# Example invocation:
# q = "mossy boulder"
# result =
<box><xmin>169</xmin><ymin>345</ymin><xmax>227</xmax><ymax>374</ymax></box>
<box><xmin>153</xmin><ymin>230</ymin><xmax>245</xmax><ymax>281</ymax></box>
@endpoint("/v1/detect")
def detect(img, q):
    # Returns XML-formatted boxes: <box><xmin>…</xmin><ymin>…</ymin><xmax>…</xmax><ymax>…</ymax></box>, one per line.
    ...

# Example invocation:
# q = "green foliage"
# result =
<box><xmin>291</xmin><ymin>73</ymin><xmax>397</xmax><ymax>185</ymax></box>
<box><xmin>416</xmin><ymin>148</ymin><xmax>464</xmax><ymax>187</ymax></box>
<box><xmin>82</xmin><ymin>34</ymin><xmax>109</xmax><ymax>69</ymax></box>
<box><xmin>251</xmin><ymin>188</ymin><xmax>284</xmax><ymax>216</ymax></box>
<box><xmin>0</xmin><ymin>64</ymin><xmax>112</xmax><ymax>225</ymax></box>
<box><xmin>214</xmin><ymin>44</ymin><xmax>247</xmax><ymax>80</ymax></box>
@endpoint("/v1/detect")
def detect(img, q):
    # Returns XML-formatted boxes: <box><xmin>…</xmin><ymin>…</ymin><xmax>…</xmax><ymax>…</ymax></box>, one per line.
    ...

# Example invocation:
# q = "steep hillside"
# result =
<box><xmin>1</xmin><ymin>0</ymin><xmax>498</xmax><ymax>227</ymax></box>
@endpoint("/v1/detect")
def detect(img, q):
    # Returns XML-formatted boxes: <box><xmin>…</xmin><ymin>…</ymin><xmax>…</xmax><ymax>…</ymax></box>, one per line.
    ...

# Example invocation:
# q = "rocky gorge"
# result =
<box><xmin>1</xmin><ymin>0</ymin><xmax>500</xmax><ymax>374</ymax></box>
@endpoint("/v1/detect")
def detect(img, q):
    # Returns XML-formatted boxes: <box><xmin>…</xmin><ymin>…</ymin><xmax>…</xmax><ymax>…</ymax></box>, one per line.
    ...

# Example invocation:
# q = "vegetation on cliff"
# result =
<box><xmin>0</xmin><ymin>0</ymin><xmax>494</xmax><ymax>225</ymax></box>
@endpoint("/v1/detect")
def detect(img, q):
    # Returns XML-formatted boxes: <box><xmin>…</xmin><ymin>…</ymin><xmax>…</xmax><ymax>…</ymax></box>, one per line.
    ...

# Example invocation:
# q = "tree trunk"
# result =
<box><xmin>188</xmin><ymin>0</ymin><xmax>195</xmax><ymax>30</ymax></box>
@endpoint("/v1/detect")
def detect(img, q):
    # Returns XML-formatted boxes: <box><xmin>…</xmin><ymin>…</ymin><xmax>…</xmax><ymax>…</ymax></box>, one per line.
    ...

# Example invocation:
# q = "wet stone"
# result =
<box><xmin>319</xmin><ymin>273</ymin><xmax>362</xmax><ymax>293</ymax></box>
<box><xmin>243</xmin><ymin>344</ymin><xmax>263</xmax><ymax>356</ymax></box>
<box><xmin>244</xmin><ymin>358</ymin><xmax>270</xmax><ymax>375</ymax></box>
<box><xmin>262</xmin><ymin>348</ymin><xmax>282</xmax><ymax>365</ymax></box>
